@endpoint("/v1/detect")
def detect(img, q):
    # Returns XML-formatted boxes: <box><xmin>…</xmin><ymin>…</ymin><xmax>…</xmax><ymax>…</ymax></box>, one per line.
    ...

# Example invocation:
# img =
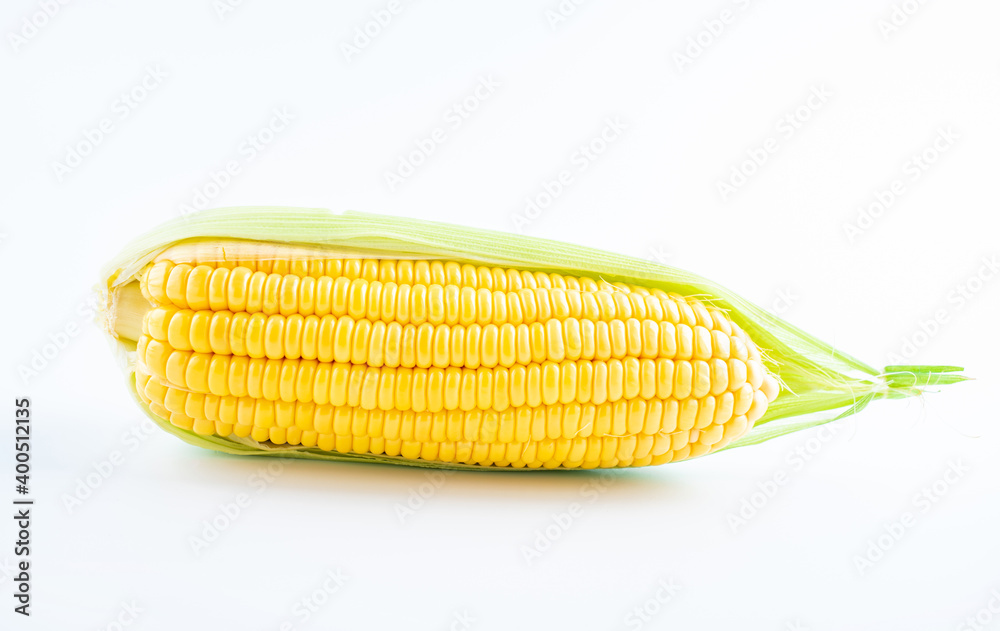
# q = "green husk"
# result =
<box><xmin>98</xmin><ymin>206</ymin><xmax>967</xmax><ymax>468</ymax></box>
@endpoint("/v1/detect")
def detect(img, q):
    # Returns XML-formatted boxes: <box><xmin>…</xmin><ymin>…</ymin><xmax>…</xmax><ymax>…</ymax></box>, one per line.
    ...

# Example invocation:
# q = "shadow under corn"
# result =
<box><xmin>167</xmin><ymin>444</ymin><xmax>685</xmax><ymax>506</ymax></box>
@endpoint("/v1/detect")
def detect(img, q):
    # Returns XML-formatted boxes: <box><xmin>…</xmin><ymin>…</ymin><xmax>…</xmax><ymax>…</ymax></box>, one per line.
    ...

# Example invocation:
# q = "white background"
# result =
<box><xmin>2</xmin><ymin>1</ymin><xmax>999</xmax><ymax>629</ymax></box>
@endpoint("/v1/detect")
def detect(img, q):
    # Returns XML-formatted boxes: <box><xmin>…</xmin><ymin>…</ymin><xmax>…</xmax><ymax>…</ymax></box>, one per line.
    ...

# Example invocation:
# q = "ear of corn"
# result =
<box><xmin>98</xmin><ymin>207</ymin><xmax>966</xmax><ymax>470</ymax></box>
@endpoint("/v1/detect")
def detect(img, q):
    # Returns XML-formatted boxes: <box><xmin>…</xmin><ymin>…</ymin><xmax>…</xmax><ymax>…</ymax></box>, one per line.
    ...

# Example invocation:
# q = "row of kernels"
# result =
<box><xmin>156</xmin><ymin>253</ymin><xmax>601</xmax><ymax>291</ymax></box>
<box><xmin>141</xmin><ymin>340</ymin><xmax>762</xmax><ymax>411</ymax></box>
<box><xmin>143</xmin><ymin>261</ymin><xmax>733</xmax><ymax>332</ymax></box>
<box><xmin>139</xmin><ymin>362</ymin><xmax>755</xmax><ymax>467</ymax></box>
<box><xmin>141</xmin><ymin>370</ymin><xmax>755</xmax><ymax>442</ymax></box>
<box><xmin>144</xmin><ymin>307</ymin><xmax>747</xmax><ymax>367</ymax></box>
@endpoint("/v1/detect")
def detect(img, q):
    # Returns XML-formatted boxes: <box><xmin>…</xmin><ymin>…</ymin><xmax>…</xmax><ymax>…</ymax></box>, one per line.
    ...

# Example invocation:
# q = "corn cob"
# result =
<box><xmin>113</xmin><ymin>242</ymin><xmax>778</xmax><ymax>469</ymax></box>
<box><xmin>99</xmin><ymin>207</ymin><xmax>965</xmax><ymax>470</ymax></box>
